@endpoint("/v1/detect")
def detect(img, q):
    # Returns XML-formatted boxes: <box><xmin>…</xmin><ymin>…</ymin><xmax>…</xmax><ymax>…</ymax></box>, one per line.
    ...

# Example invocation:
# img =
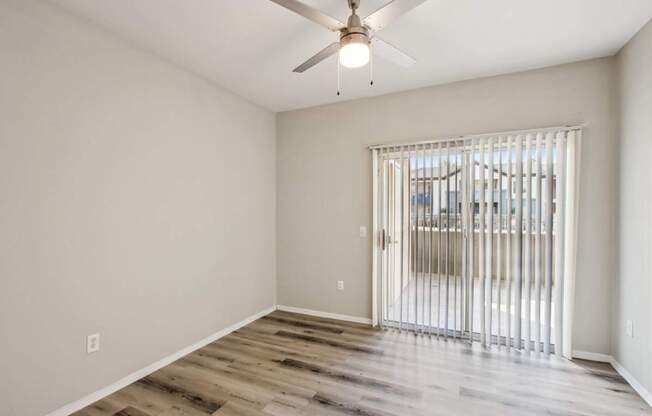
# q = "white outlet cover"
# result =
<box><xmin>87</xmin><ymin>333</ymin><xmax>100</xmax><ymax>354</ymax></box>
<box><xmin>359</xmin><ymin>226</ymin><xmax>367</xmax><ymax>238</ymax></box>
<box><xmin>337</xmin><ymin>280</ymin><xmax>344</xmax><ymax>291</ymax></box>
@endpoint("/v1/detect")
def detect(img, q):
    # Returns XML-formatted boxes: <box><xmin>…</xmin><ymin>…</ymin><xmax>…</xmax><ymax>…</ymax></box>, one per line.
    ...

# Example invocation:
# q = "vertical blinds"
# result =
<box><xmin>372</xmin><ymin>127</ymin><xmax>579</xmax><ymax>356</ymax></box>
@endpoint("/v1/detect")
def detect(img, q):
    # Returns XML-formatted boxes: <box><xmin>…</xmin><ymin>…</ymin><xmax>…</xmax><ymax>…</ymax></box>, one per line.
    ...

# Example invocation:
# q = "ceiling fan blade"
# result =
<box><xmin>269</xmin><ymin>0</ymin><xmax>346</xmax><ymax>32</ymax></box>
<box><xmin>293</xmin><ymin>42</ymin><xmax>341</xmax><ymax>73</ymax></box>
<box><xmin>363</xmin><ymin>0</ymin><xmax>429</xmax><ymax>31</ymax></box>
<box><xmin>372</xmin><ymin>37</ymin><xmax>416</xmax><ymax>67</ymax></box>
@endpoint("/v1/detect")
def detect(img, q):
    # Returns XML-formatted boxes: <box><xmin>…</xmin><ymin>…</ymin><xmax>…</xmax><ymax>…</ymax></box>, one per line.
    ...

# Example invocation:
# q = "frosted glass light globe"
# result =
<box><xmin>339</xmin><ymin>42</ymin><xmax>370</xmax><ymax>68</ymax></box>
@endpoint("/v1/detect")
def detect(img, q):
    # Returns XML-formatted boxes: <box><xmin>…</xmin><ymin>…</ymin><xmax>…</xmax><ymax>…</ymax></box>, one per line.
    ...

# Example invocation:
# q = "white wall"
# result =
<box><xmin>0</xmin><ymin>1</ymin><xmax>276</xmax><ymax>415</ymax></box>
<box><xmin>614</xmin><ymin>18</ymin><xmax>652</xmax><ymax>394</ymax></box>
<box><xmin>277</xmin><ymin>57</ymin><xmax>618</xmax><ymax>356</ymax></box>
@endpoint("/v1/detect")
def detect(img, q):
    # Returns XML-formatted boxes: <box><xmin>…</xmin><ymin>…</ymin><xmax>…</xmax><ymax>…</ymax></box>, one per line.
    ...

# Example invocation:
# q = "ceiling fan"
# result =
<box><xmin>269</xmin><ymin>0</ymin><xmax>428</xmax><ymax>74</ymax></box>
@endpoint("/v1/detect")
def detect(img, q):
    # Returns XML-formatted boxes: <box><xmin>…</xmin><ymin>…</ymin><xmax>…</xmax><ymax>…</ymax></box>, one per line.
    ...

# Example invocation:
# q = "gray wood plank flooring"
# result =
<box><xmin>72</xmin><ymin>310</ymin><xmax>652</xmax><ymax>416</ymax></box>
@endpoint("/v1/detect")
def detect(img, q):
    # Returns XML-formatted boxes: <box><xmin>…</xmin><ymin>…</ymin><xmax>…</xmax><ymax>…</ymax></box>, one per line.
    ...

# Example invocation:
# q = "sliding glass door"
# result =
<box><xmin>373</xmin><ymin>128</ymin><xmax>580</xmax><ymax>356</ymax></box>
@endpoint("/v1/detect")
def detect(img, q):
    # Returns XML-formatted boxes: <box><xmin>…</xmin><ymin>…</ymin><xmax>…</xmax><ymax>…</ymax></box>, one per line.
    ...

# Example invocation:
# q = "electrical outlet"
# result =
<box><xmin>87</xmin><ymin>333</ymin><xmax>100</xmax><ymax>354</ymax></box>
<box><xmin>626</xmin><ymin>320</ymin><xmax>633</xmax><ymax>338</ymax></box>
<box><xmin>337</xmin><ymin>280</ymin><xmax>344</xmax><ymax>291</ymax></box>
<box><xmin>359</xmin><ymin>226</ymin><xmax>367</xmax><ymax>238</ymax></box>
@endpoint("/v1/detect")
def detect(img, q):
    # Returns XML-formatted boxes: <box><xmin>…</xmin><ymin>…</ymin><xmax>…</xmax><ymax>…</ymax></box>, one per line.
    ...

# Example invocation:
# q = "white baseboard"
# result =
<box><xmin>276</xmin><ymin>305</ymin><xmax>372</xmax><ymax>325</ymax></box>
<box><xmin>46</xmin><ymin>305</ymin><xmax>277</xmax><ymax>416</ymax></box>
<box><xmin>610</xmin><ymin>358</ymin><xmax>652</xmax><ymax>408</ymax></box>
<box><xmin>572</xmin><ymin>350</ymin><xmax>613</xmax><ymax>363</ymax></box>
<box><xmin>572</xmin><ymin>350</ymin><xmax>652</xmax><ymax>408</ymax></box>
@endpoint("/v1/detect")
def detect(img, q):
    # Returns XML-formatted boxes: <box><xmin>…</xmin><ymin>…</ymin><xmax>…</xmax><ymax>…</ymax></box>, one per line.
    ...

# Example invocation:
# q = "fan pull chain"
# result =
<box><xmin>337</xmin><ymin>57</ymin><xmax>342</xmax><ymax>96</ymax></box>
<box><xmin>369</xmin><ymin>41</ymin><xmax>374</xmax><ymax>86</ymax></box>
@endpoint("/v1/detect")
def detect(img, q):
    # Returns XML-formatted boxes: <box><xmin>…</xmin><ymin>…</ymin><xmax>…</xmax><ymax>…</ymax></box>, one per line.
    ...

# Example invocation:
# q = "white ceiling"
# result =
<box><xmin>49</xmin><ymin>0</ymin><xmax>652</xmax><ymax>111</ymax></box>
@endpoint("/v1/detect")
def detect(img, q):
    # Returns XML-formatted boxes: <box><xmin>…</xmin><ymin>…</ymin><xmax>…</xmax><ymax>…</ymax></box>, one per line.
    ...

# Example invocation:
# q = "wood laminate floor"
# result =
<box><xmin>73</xmin><ymin>310</ymin><xmax>651</xmax><ymax>416</ymax></box>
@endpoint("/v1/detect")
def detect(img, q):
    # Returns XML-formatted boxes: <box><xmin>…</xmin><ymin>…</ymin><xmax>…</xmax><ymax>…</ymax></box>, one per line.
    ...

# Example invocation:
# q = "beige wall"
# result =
<box><xmin>0</xmin><ymin>1</ymin><xmax>276</xmax><ymax>415</ymax></box>
<box><xmin>614</xmin><ymin>18</ymin><xmax>652</xmax><ymax>393</ymax></box>
<box><xmin>277</xmin><ymin>57</ymin><xmax>619</xmax><ymax>355</ymax></box>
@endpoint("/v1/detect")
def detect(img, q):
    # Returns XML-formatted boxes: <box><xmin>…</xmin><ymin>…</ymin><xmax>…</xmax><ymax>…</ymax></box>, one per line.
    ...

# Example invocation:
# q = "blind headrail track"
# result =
<box><xmin>368</xmin><ymin>125</ymin><xmax>584</xmax><ymax>150</ymax></box>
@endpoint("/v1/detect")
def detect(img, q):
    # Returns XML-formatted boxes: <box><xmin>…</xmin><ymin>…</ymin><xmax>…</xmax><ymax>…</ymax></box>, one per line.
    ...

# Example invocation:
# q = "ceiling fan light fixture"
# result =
<box><xmin>270</xmin><ymin>0</ymin><xmax>421</xmax><ymax>74</ymax></box>
<box><xmin>339</xmin><ymin>33</ymin><xmax>370</xmax><ymax>68</ymax></box>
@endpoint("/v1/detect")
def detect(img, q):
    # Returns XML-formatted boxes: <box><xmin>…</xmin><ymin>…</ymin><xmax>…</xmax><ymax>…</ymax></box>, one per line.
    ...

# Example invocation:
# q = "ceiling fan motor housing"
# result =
<box><xmin>340</xmin><ymin>13</ymin><xmax>370</xmax><ymax>47</ymax></box>
<box><xmin>340</xmin><ymin>31</ymin><xmax>370</xmax><ymax>48</ymax></box>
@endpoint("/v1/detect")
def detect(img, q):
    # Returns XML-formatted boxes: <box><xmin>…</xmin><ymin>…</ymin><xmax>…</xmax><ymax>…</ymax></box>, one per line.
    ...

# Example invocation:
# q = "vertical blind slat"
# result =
<box><xmin>460</xmin><ymin>147</ymin><xmax>465</xmax><ymax>339</ymax></box>
<box><xmin>428</xmin><ymin>144</ymin><xmax>434</xmax><ymax>336</ymax></box>
<box><xmin>381</xmin><ymin>148</ymin><xmax>390</xmax><ymax>326</ymax></box>
<box><xmin>524</xmin><ymin>134</ymin><xmax>532</xmax><ymax>351</ymax></box>
<box><xmin>554</xmin><ymin>132</ymin><xmax>567</xmax><ymax>356</ymax></box>
<box><xmin>416</xmin><ymin>145</ymin><xmax>421</xmax><ymax>331</ymax></box>
<box><xmin>414</xmin><ymin>146</ymin><xmax>426</xmax><ymax>331</ymax></box>
<box><xmin>506</xmin><ymin>136</ymin><xmax>513</xmax><ymax>349</ymax></box>
<box><xmin>453</xmin><ymin>145</ymin><xmax>457</xmax><ymax>337</ymax></box>
<box><xmin>534</xmin><ymin>134</ymin><xmax>543</xmax><ymax>352</ymax></box>
<box><xmin>437</xmin><ymin>142</ymin><xmax>443</xmax><ymax>337</ymax></box>
<box><xmin>468</xmin><ymin>139</ymin><xmax>476</xmax><ymax>342</ymax></box>
<box><xmin>422</xmin><ymin>144</ymin><xmax>427</xmax><ymax>333</ymax></box>
<box><xmin>514</xmin><ymin>136</ymin><xmax>523</xmax><ymax>349</ymax></box>
<box><xmin>445</xmin><ymin>143</ymin><xmax>451</xmax><ymax>338</ymax></box>
<box><xmin>543</xmin><ymin>133</ymin><xmax>554</xmax><ymax>354</ymax></box>
<box><xmin>478</xmin><ymin>139</ymin><xmax>486</xmax><ymax>345</ymax></box>
<box><xmin>486</xmin><ymin>138</ymin><xmax>495</xmax><ymax>345</ymax></box>
<box><xmin>399</xmin><ymin>147</ymin><xmax>406</xmax><ymax>332</ymax></box>
<box><xmin>496</xmin><ymin>137</ymin><xmax>503</xmax><ymax>345</ymax></box>
<box><xmin>409</xmin><ymin>146</ymin><xmax>414</xmax><ymax>331</ymax></box>
<box><xmin>388</xmin><ymin>149</ymin><xmax>402</xmax><ymax>320</ymax></box>
<box><xmin>453</xmin><ymin>146</ymin><xmax>460</xmax><ymax>338</ymax></box>
<box><xmin>381</xmin><ymin>148</ymin><xmax>387</xmax><ymax>328</ymax></box>
<box><xmin>388</xmin><ymin>148</ymin><xmax>392</xmax><ymax>327</ymax></box>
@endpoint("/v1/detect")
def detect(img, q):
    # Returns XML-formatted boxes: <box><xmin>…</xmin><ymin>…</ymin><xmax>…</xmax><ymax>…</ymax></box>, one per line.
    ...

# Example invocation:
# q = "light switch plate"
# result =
<box><xmin>626</xmin><ymin>320</ymin><xmax>633</xmax><ymax>337</ymax></box>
